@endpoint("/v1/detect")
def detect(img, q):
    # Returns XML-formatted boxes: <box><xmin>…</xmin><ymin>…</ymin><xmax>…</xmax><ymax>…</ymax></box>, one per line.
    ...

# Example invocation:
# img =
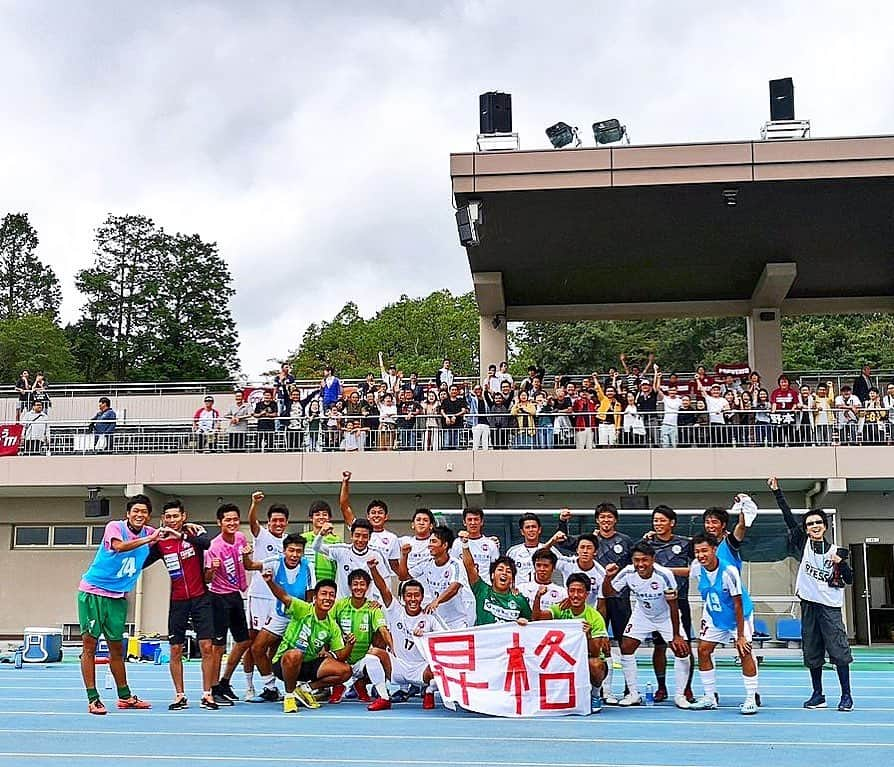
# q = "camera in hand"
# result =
<box><xmin>828</xmin><ymin>547</ymin><xmax>849</xmax><ymax>588</ymax></box>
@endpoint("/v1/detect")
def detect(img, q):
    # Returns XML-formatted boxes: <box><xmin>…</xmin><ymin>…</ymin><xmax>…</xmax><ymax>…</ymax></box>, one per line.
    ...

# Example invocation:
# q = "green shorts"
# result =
<box><xmin>78</xmin><ymin>591</ymin><xmax>129</xmax><ymax>642</ymax></box>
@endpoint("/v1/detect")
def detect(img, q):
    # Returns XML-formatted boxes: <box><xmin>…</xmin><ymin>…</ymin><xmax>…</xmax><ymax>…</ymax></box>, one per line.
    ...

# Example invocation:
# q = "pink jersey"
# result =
<box><xmin>205</xmin><ymin>532</ymin><xmax>250</xmax><ymax>594</ymax></box>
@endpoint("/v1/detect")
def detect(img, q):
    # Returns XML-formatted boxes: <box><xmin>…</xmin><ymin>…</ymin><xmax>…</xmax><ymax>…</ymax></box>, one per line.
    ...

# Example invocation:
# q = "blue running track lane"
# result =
<box><xmin>0</xmin><ymin>658</ymin><xmax>892</xmax><ymax>767</ymax></box>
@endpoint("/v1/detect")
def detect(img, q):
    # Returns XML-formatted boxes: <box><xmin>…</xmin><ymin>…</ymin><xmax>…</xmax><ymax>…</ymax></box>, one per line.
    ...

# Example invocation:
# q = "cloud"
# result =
<box><xmin>0</xmin><ymin>1</ymin><xmax>891</xmax><ymax>377</ymax></box>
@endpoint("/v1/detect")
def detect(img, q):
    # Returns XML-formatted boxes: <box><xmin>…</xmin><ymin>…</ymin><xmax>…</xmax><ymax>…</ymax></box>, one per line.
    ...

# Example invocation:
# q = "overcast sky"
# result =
<box><xmin>1</xmin><ymin>2</ymin><xmax>892</xmax><ymax>379</ymax></box>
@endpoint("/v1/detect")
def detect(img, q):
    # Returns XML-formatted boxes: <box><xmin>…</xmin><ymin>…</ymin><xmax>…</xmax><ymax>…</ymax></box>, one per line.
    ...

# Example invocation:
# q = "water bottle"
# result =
<box><xmin>13</xmin><ymin>648</ymin><xmax>23</xmax><ymax>669</ymax></box>
<box><xmin>153</xmin><ymin>646</ymin><xmax>162</xmax><ymax>665</ymax></box>
<box><xmin>645</xmin><ymin>683</ymin><xmax>655</xmax><ymax>706</ymax></box>
<box><xmin>104</xmin><ymin>668</ymin><xmax>113</xmax><ymax>690</ymax></box>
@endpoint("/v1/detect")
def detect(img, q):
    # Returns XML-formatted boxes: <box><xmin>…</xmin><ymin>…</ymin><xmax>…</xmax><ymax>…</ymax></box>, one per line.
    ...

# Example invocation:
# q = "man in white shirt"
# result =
<box><xmin>656</xmin><ymin>372</ymin><xmax>683</xmax><ymax>448</ymax></box>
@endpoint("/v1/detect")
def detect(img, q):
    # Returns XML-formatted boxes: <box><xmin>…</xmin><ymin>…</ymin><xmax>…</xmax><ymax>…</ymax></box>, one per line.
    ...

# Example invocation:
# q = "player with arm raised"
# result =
<box><xmin>449</xmin><ymin>507</ymin><xmax>500</xmax><ymax>584</ymax></box>
<box><xmin>311</xmin><ymin>518</ymin><xmax>389</xmax><ymax>601</ymax></box>
<box><xmin>410</xmin><ymin>525</ymin><xmax>471</xmax><ymax>629</ymax></box>
<box><xmin>395</xmin><ymin>508</ymin><xmax>436</xmax><ymax>580</ymax></box>
<box><xmin>458</xmin><ymin>530</ymin><xmax>532</xmax><ymax>625</ymax></box>
<box><xmin>340</xmin><ymin>471</ymin><xmax>400</xmax><ymax>573</ymax></box>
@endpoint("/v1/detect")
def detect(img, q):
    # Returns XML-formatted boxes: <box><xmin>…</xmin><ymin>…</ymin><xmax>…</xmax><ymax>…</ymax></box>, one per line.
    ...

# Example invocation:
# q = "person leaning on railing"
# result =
<box><xmin>88</xmin><ymin>397</ymin><xmax>117</xmax><ymax>451</ymax></box>
<box><xmin>224</xmin><ymin>391</ymin><xmax>252</xmax><ymax>452</ymax></box>
<box><xmin>510</xmin><ymin>389</ymin><xmax>536</xmax><ymax>449</ymax></box>
<box><xmin>860</xmin><ymin>387</ymin><xmax>888</xmax><ymax>445</ymax></box>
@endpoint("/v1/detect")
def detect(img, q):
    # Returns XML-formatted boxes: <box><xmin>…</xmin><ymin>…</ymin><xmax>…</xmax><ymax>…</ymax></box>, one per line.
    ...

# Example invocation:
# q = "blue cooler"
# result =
<box><xmin>22</xmin><ymin>627</ymin><xmax>63</xmax><ymax>663</ymax></box>
<box><xmin>139</xmin><ymin>640</ymin><xmax>161</xmax><ymax>661</ymax></box>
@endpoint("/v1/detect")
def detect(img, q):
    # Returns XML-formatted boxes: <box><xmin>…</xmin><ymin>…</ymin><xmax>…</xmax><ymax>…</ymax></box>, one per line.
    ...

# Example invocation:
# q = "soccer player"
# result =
<box><xmin>458</xmin><ymin>530</ymin><xmax>532</xmax><ymax>625</ymax></box>
<box><xmin>517</xmin><ymin>547</ymin><xmax>567</xmax><ymax>610</ymax></box>
<box><xmin>702</xmin><ymin>505</ymin><xmax>748</xmax><ymax>572</ymax></box>
<box><xmin>603</xmin><ymin>542</ymin><xmax>692</xmax><ymax>709</ymax></box>
<box><xmin>301</xmin><ymin>499</ymin><xmax>341</xmax><ymax>583</ymax></box>
<box><xmin>78</xmin><ymin>494</ymin><xmax>159</xmax><ymax>714</ymax></box>
<box><xmin>550</xmin><ymin>532</ymin><xmax>607</xmax><ymax>607</ymax></box>
<box><xmin>395</xmin><ymin>508</ymin><xmax>436</xmax><ymax>579</ymax></box>
<box><xmin>533</xmin><ymin>573</ymin><xmax>609</xmax><ymax>712</ymax></box>
<box><xmin>340</xmin><ymin>470</ymin><xmax>400</xmax><ymax>572</ymax></box>
<box><xmin>311</xmin><ymin>519</ymin><xmax>390</xmax><ymax>601</ymax></box>
<box><xmin>250</xmin><ymin>533</ymin><xmax>315</xmax><ymax>702</ymax></box>
<box><xmin>144</xmin><ymin>499</ymin><xmax>217</xmax><ymax>710</ymax></box>
<box><xmin>205</xmin><ymin>503</ymin><xmax>264</xmax><ymax>706</ymax></box>
<box><xmin>688</xmin><ymin>533</ymin><xmax>760</xmax><ymax>715</ymax></box>
<box><xmin>506</xmin><ymin>512</ymin><xmax>546</xmax><ymax>583</ymax></box>
<box><xmin>329</xmin><ymin>569</ymin><xmax>394</xmax><ymax>704</ymax></box>
<box><xmin>409</xmin><ymin>525</ymin><xmax>470</xmax><ymax>629</ymax></box>
<box><xmin>368</xmin><ymin>557</ymin><xmax>445</xmax><ymax>710</ymax></box>
<box><xmin>263</xmin><ymin>574</ymin><xmax>352</xmax><ymax>713</ymax></box>
<box><xmin>243</xmin><ymin>491</ymin><xmax>290</xmax><ymax>700</ymax></box>
<box><xmin>769</xmin><ymin>476</ymin><xmax>854</xmax><ymax>711</ymax></box>
<box><xmin>449</xmin><ymin>507</ymin><xmax>500</xmax><ymax>584</ymax></box>
<box><xmin>640</xmin><ymin>505</ymin><xmax>694</xmax><ymax>702</ymax></box>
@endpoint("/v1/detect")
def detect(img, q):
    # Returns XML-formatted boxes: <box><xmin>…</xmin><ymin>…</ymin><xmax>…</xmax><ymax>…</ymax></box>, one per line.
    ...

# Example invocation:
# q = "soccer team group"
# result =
<box><xmin>76</xmin><ymin>471</ymin><xmax>855</xmax><ymax>716</ymax></box>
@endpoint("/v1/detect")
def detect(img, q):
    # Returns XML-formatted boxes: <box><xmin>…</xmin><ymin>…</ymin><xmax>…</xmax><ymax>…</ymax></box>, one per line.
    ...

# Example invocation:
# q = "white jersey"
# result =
<box><xmin>450</xmin><ymin>536</ymin><xmax>500</xmax><ymax>584</ymax></box>
<box><xmin>247</xmin><ymin>528</ymin><xmax>284</xmax><ymax>598</ymax></box>
<box><xmin>312</xmin><ymin>538</ymin><xmax>391</xmax><ymax>601</ymax></box>
<box><xmin>505</xmin><ymin>543</ymin><xmax>542</xmax><ymax>583</ymax></box>
<box><xmin>555</xmin><ymin>555</ymin><xmax>606</xmax><ymax>606</ymax></box>
<box><xmin>371</xmin><ymin>528</ymin><xmax>400</xmax><ymax>563</ymax></box>
<box><xmin>385</xmin><ymin>600</ymin><xmax>445</xmax><ymax>665</ymax></box>
<box><xmin>610</xmin><ymin>563</ymin><xmax>678</xmax><ymax>622</ymax></box>
<box><xmin>410</xmin><ymin>556</ymin><xmax>470</xmax><ymax>626</ymax></box>
<box><xmin>518</xmin><ymin>580</ymin><xmax>567</xmax><ymax>610</ymax></box>
<box><xmin>399</xmin><ymin>534</ymin><xmax>433</xmax><ymax>573</ymax></box>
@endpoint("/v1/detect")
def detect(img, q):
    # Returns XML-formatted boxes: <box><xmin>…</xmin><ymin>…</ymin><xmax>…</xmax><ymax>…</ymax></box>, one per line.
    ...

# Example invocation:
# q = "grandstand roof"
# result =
<box><xmin>451</xmin><ymin>135</ymin><xmax>894</xmax><ymax>320</ymax></box>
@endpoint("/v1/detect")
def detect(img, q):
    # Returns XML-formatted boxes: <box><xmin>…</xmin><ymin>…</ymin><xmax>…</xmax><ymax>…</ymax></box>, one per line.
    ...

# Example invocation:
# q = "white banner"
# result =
<box><xmin>418</xmin><ymin>620</ymin><xmax>590</xmax><ymax>717</ymax></box>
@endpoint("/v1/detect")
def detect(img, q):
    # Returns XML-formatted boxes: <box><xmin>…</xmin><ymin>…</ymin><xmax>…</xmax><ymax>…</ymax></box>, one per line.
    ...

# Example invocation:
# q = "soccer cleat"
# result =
<box><xmin>295</xmin><ymin>684</ymin><xmax>321</xmax><ymax>709</ymax></box>
<box><xmin>837</xmin><ymin>694</ymin><xmax>854</xmax><ymax>712</ymax></box>
<box><xmin>211</xmin><ymin>687</ymin><xmax>234</xmax><ymax>706</ymax></box>
<box><xmin>117</xmin><ymin>696</ymin><xmax>152</xmax><ymax>709</ymax></box>
<box><xmin>618</xmin><ymin>692</ymin><xmax>642</xmax><ymax>707</ymax></box>
<box><xmin>87</xmin><ymin>699</ymin><xmax>107</xmax><ymax>715</ymax></box>
<box><xmin>217</xmin><ymin>679</ymin><xmax>239</xmax><ymax>702</ymax></box>
<box><xmin>740</xmin><ymin>698</ymin><xmax>759</xmax><ymax>715</ymax></box>
<box><xmin>367</xmin><ymin>697</ymin><xmax>392</xmax><ymax>711</ymax></box>
<box><xmin>602</xmin><ymin>688</ymin><xmax>619</xmax><ymax>705</ymax></box>
<box><xmin>329</xmin><ymin>684</ymin><xmax>346</xmax><ymax>704</ymax></box>
<box><xmin>390</xmin><ymin>689</ymin><xmax>411</xmax><ymax>703</ymax></box>
<box><xmin>243</xmin><ymin>685</ymin><xmax>257</xmax><ymax>702</ymax></box>
<box><xmin>259</xmin><ymin>687</ymin><xmax>282</xmax><ymax>703</ymax></box>
<box><xmin>422</xmin><ymin>692</ymin><xmax>435</xmax><ymax>710</ymax></box>
<box><xmin>590</xmin><ymin>695</ymin><xmax>603</xmax><ymax>714</ymax></box>
<box><xmin>283</xmin><ymin>695</ymin><xmax>298</xmax><ymax>714</ymax></box>
<box><xmin>674</xmin><ymin>694</ymin><xmax>691</xmax><ymax>710</ymax></box>
<box><xmin>688</xmin><ymin>694</ymin><xmax>718</xmax><ymax>711</ymax></box>
<box><xmin>653</xmin><ymin>687</ymin><xmax>668</xmax><ymax>703</ymax></box>
<box><xmin>200</xmin><ymin>696</ymin><xmax>219</xmax><ymax>710</ymax></box>
<box><xmin>354</xmin><ymin>681</ymin><xmax>371</xmax><ymax>703</ymax></box>
<box><xmin>168</xmin><ymin>696</ymin><xmax>189</xmax><ymax>710</ymax></box>
<box><xmin>683</xmin><ymin>685</ymin><xmax>695</xmax><ymax>703</ymax></box>
<box><xmin>344</xmin><ymin>686</ymin><xmax>359</xmax><ymax>700</ymax></box>
<box><xmin>803</xmin><ymin>692</ymin><xmax>827</xmax><ymax>709</ymax></box>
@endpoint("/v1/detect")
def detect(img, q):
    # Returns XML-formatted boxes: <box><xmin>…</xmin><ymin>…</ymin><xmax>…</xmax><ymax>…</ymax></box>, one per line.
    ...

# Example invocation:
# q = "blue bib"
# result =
<box><xmin>273</xmin><ymin>557</ymin><xmax>313</xmax><ymax>617</ymax></box>
<box><xmin>717</xmin><ymin>537</ymin><xmax>742</xmax><ymax>572</ymax></box>
<box><xmin>82</xmin><ymin>521</ymin><xmax>151</xmax><ymax>592</ymax></box>
<box><xmin>698</xmin><ymin>564</ymin><xmax>753</xmax><ymax>631</ymax></box>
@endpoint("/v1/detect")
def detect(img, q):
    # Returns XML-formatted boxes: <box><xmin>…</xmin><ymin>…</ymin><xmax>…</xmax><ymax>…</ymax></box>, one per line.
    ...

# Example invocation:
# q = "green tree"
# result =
<box><xmin>0</xmin><ymin>213</ymin><xmax>62</xmax><ymax>321</ymax></box>
<box><xmin>75</xmin><ymin>214</ymin><xmax>163</xmax><ymax>380</ymax></box>
<box><xmin>781</xmin><ymin>314</ymin><xmax>894</xmax><ymax>371</ymax></box>
<box><xmin>140</xmin><ymin>232</ymin><xmax>240</xmax><ymax>379</ymax></box>
<box><xmin>0</xmin><ymin>314</ymin><xmax>79</xmax><ymax>382</ymax></box>
<box><xmin>288</xmin><ymin>290</ymin><xmax>479</xmax><ymax>378</ymax></box>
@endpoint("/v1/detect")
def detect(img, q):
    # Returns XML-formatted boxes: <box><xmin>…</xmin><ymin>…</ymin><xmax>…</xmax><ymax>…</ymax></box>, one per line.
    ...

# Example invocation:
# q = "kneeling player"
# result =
<box><xmin>251</xmin><ymin>534</ymin><xmax>315</xmax><ymax>701</ymax></box>
<box><xmin>263</xmin><ymin>573</ymin><xmax>352</xmax><ymax>713</ymax></box>
<box><xmin>533</xmin><ymin>573</ymin><xmax>608</xmax><ymax>712</ymax></box>
<box><xmin>368</xmin><ymin>557</ymin><xmax>444</xmax><ymax>710</ymax></box>
<box><xmin>689</xmin><ymin>534</ymin><xmax>759</xmax><ymax>715</ymax></box>
<box><xmin>603</xmin><ymin>543</ymin><xmax>691</xmax><ymax>709</ymax></box>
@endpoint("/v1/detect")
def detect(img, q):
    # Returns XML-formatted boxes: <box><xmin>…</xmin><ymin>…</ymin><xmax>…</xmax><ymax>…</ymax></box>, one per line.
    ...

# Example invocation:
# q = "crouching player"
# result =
<box><xmin>250</xmin><ymin>534</ymin><xmax>315</xmax><ymax>702</ymax></box>
<box><xmin>368</xmin><ymin>556</ymin><xmax>445</xmax><ymax>710</ymax></box>
<box><xmin>330</xmin><ymin>569</ymin><xmax>394</xmax><ymax>705</ymax></box>
<box><xmin>262</xmin><ymin>572</ymin><xmax>352</xmax><ymax>713</ymax></box>
<box><xmin>533</xmin><ymin>573</ymin><xmax>609</xmax><ymax>712</ymax></box>
<box><xmin>689</xmin><ymin>533</ymin><xmax>760</xmax><ymax>715</ymax></box>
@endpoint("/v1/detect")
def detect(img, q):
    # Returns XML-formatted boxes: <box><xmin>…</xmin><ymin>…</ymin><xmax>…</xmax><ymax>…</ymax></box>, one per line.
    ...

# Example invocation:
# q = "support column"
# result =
<box><xmin>479</xmin><ymin>315</ymin><xmax>507</xmax><ymax>372</ymax></box>
<box><xmin>473</xmin><ymin>272</ymin><xmax>507</xmax><ymax>374</ymax></box>
<box><xmin>747</xmin><ymin>308</ymin><xmax>783</xmax><ymax>385</ymax></box>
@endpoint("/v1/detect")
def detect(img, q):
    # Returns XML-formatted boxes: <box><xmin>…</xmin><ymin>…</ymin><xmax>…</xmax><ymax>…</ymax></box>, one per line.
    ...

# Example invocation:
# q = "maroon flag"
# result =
<box><xmin>0</xmin><ymin>424</ymin><xmax>23</xmax><ymax>456</ymax></box>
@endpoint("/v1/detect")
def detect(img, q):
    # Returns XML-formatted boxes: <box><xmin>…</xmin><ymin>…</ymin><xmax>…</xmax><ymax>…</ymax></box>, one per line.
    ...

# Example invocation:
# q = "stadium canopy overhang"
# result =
<box><xmin>450</xmin><ymin>136</ymin><xmax>894</xmax><ymax>379</ymax></box>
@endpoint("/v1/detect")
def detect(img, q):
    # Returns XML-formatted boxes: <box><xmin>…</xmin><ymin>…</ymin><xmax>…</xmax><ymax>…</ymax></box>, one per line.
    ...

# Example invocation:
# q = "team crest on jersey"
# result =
<box><xmin>650</xmin><ymin>582</ymin><xmax>659</xmax><ymax>590</ymax></box>
<box><xmin>672</xmin><ymin>544</ymin><xmax>682</xmax><ymax>555</ymax></box>
<box><xmin>316</xmin><ymin>630</ymin><xmax>327</xmax><ymax>640</ymax></box>
<box><xmin>267</xmin><ymin>544</ymin><xmax>276</xmax><ymax>552</ymax></box>
<box><xmin>613</xmin><ymin>544</ymin><xmax>623</xmax><ymax>554</ymax></box>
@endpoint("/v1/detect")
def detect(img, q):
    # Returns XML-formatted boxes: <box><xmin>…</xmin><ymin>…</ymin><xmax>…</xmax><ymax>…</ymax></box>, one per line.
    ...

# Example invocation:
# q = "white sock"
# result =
<box><xmin>358</xmin><ymin>655</ymin><xmax>386</xmax><ymax>686</ymax></box>
<box><xmin>261</xmin><ymin>673</ymin><xmax>275</xmax><ymax>689</ymax></box>
<box><xmin>674</xmin><ymin>655</ymin><xmax>691</xmax><ymax>696</ymax></box>
<box><xmin>284</xmin><ymin>691</ymin><xmax>296</xmax><ymax>699</ymax></box>
<box><xmin>610</xmin><ymin>645</ymin><xmax>622</xmax><ymax>666</ymax></box>
<box><xmin>743</xmin><ymin>672</ymin><xmax>759</xmax><ymax>702</ymax></box>
<box><xmin>424</xmin><ymin>681</ymin><xmax>437</xmax><ymax>694</ymax></box>
<box><xmin>602</xmin><ymin>663</ymin><xmax>613</xmax><ymax>694</ymax></box>
<box><xmin>620</xmin><ymin>655</ymin><xmax>638</xmax><ymax>695</ymax></box>
<box><xmin>244</xmin><ymin>671</ymin><xmax>254</xmax><ymax>688</ymax></box>
<box><xmin>699</xmin><ymin>668</ymin><xmax>716</xmax><ymax>696</ymax></box>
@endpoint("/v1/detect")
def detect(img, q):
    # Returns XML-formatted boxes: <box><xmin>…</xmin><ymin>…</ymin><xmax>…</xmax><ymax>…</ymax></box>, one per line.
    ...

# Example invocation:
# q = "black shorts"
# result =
<box><xmin>801</xmin><ymin>600</ymin><xmax>853</xmax><ymax>668</ymax></box>
<box><xmin>168</xmin><ymin>593</ymin><xmax>214</xmax><ymax>645</ymax></box>
<box><xmin>272</xmin><ymin>656</ymin><xmax>324</xmax><ymax>683</ymax></box>
<box><xmin>605</xmin><ymin>596</ymin><xmax>632</xmax><ymax>640</ymax></box>
<box><xmin>211</xmin><ymin>591</ymin><xmax>249</xmax><ymax>646</ymax></box>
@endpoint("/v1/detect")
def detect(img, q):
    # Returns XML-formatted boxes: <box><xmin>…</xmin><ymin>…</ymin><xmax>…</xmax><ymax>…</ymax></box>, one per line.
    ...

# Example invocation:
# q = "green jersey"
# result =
<box><xmin>548</xmin><ymin>603</ymin><xmax>609</xmax><ymax>638</ymax></box>
<box><xmin>302</xmin><ymin>530</ymin><xmax>341</xmax><ymax>582</ymax></box>
<box><xmin>471</xmin><ymin>579</ymin><xmax>532</xmax><ymax>626</ymax></box>
<box><xmin>332</xmin><ymin>597</ymin><xmax>387</xmax><ymax>664</ymax></box>
<box><xmin>272</xmin><ymin>598</ymin><xmax>344</xmax><ymax>664</ymax></box>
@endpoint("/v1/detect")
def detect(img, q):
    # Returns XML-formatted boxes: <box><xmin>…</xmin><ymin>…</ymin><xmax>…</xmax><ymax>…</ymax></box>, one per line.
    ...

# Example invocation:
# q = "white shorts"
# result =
<box><xmin>390</xmin><ymin>656</ymin><xmax>429</xmax><ymax>686</ymax></box>
<box><xmin>262</xmin><ymin>610</ymin><xmax>290</xmax><ymax>637</ymax></box>
<box><xmin>698</xmin><ymin>612</ymin><xmax>754</xmax><ymax>646</ymax></box>
<box><xmin>623</xmin><ymin>613</ymin><xmax>689</xmax><ymax>644</ymax></box>
<box><xmin>247</xmin><ymin>596</ymin><xmax>275</xmax><ymax>632</ymax></box>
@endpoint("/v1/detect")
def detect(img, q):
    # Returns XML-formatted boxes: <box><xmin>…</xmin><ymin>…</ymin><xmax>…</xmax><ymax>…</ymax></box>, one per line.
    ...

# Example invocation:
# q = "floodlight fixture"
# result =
<box><xmin>456</xmin><ymin>200</ymin><xmax>482</xmax><ymax>247</ymax></box>
<box><xmin>545</xmin><ymin>122</ymin><xmax>580</xmax><ymax>149</ymax></box>
<box><xmin>592</xmin><ymin>118</ymin><xmax>629</xmax><ymax>145</ymax></box>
